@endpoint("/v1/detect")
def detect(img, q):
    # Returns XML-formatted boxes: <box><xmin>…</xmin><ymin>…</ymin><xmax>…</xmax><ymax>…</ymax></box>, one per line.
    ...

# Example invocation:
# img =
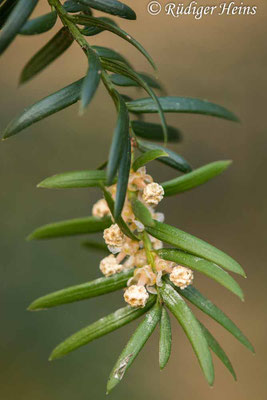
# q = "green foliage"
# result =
<box><xmin>28</xmin><ymin>216</ymin><xmax>112</xmax><ymax>240</ymax></box>
<box><xmin>101</xmin><ymin>57</ymin><xmax>168</xmax><ymax>141</ymax></box>
<box><xmin>160</xmin><ymin>282</ymin><xmax>214</xmax><ymax>386</ymax></box>
<box><xmin>80</xmin><ymin>16</ymin><xmax>118</xmax><ymax>36</ymax></box>
<box><xmin>49</xmin><ymin>295</ymin><xmax>156</xmax><ymax>360</ymax></box>
<box><xmin>169</xmin><ymin>282</ymin><xmax>254</xmax><ymax>352</ymax></box>
<box><xmin>0</xmin><ymin>0</ymin><xmax>18</xmax><ymax>30</ymax></box>
<box><xmin>19</xmin><ymin>11</ymin><xmax>57</xmax><ymax>35</ymax></box>
<box><xmin>162</xmin><ymin>160</ymin><xmax>232</xmax><ymax>196</ymax></box>
<box><xmin>70</xmin><ymin>13</ymin><xmax>156</xmax><ymax>68</ymax></box>
<box><xmin>93</xmin><ymin>45</ymin><xmax>130</xmax><ymax>66</ymax></box>
<box><xmin>114</xmin><ymin>134</ymin><xmax>131</xmax><ymax>219</ymax></box>
<box><xmin>198</xmin><ymin>321</ymin><xmax>237</xmax><ymax>380</ymax></box>
<box><xmin>29</xmin><ymin>269</ymin><xmax>134</xmax><ymax>310</ymax></box>
<box><xmin>2</xmin><ymin>78</ymin><xmax>84</xmax><ymax>138</ymax></box>
<box><xmin>107</xmin><ymin>302</ymin><xmax>161</xmax><ymax>393</ymax></box>
<box><xmin>159</xmin><ymin>307</ymin><xmax>172</xmax><ymax>370</ymax></box>
<box><xmin>106</xmin><ymin>93</ymin><xmax>129</xmax><ymax>185</ymax></box>
<box><xmin>0</xmin><ymin>0</ymin><xmax>252</xmax><ymax>393</ymax></box>
<box><xmin>80</xmin><ymin>47</ymin><xmax>101</xmax><ymax>111</ymax></box>
<box><xmin>20</xmin><ymin>27</ymin><xmax>74</xmax><ymax>83</ymax></box>
<box><xmin>110</xmin><ymin>72</ymin><xmax>161</xmax><ymax>89</ymax></box>
<box><xmin>126</xmin><ymin>96</ymin><xmax>239</xmax><ymax>121</ymax></box>
<box><xmin>77</xmin><ymin>0</ymin><xmax>136</xmax><ymax>20</ymax></box>
<box><xmin>0</xmin><ymin>0</ymin><xmax>38</xmax><ymax>55</ymax></box>
<box><xmin>132</xmin><ymin>149</ymin><xmax>169</xmax><ymax>171</ymax></box>
<box><xmin>146</xmin><ymin>220</ymin><xmax>246</xmax><ymax>276</ymax></box>
<box><xmin>63</xmin><ymin>0</ymin><xmax>93</xmax><ymax>13</ymax></box>
<box><xmin>38</xmin><ymin>170</ymin><xmax>108</xmax><ymax>188</ymax></box>
<box><xmin>157</xmin><ymin>249</ymin><xmax>244</xmax><ymax>299</ymax></box>
<box><xmin>137</xmin><ymin>140</ymin><xmax>192</xmax><ymax>173</ymax></box>
<box><xmin>131</xmin><ymin>197</ymin><xmax>155</xmax><ymax>227</ymax></box>
<box><xmin>131</xmin><ymin>120</ymin><xmax>181</xmax><ymax>142</ymax></box>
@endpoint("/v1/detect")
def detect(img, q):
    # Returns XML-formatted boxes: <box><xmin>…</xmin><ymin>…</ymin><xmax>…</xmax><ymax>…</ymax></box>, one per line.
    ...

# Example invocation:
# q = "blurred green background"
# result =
<box><xmin>0</xmin><ymin>1</ymin><xmax>266</xmax><ymax>399</ymax></box>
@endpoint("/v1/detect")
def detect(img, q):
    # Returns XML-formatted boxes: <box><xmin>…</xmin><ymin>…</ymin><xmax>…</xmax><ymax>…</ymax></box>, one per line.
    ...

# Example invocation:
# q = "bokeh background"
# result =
<box><xmin>1</xmin><ymin>1</ymin><xmax>266</xmax><ymax>399</ymax></box>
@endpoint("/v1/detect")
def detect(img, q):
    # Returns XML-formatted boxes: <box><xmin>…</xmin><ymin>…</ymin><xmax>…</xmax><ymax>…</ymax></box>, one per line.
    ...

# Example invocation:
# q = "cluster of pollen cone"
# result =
<box><xmin>92</xmin><ymin>166</ymin><xmax>194</xmax><ymax>307</ymax></box>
